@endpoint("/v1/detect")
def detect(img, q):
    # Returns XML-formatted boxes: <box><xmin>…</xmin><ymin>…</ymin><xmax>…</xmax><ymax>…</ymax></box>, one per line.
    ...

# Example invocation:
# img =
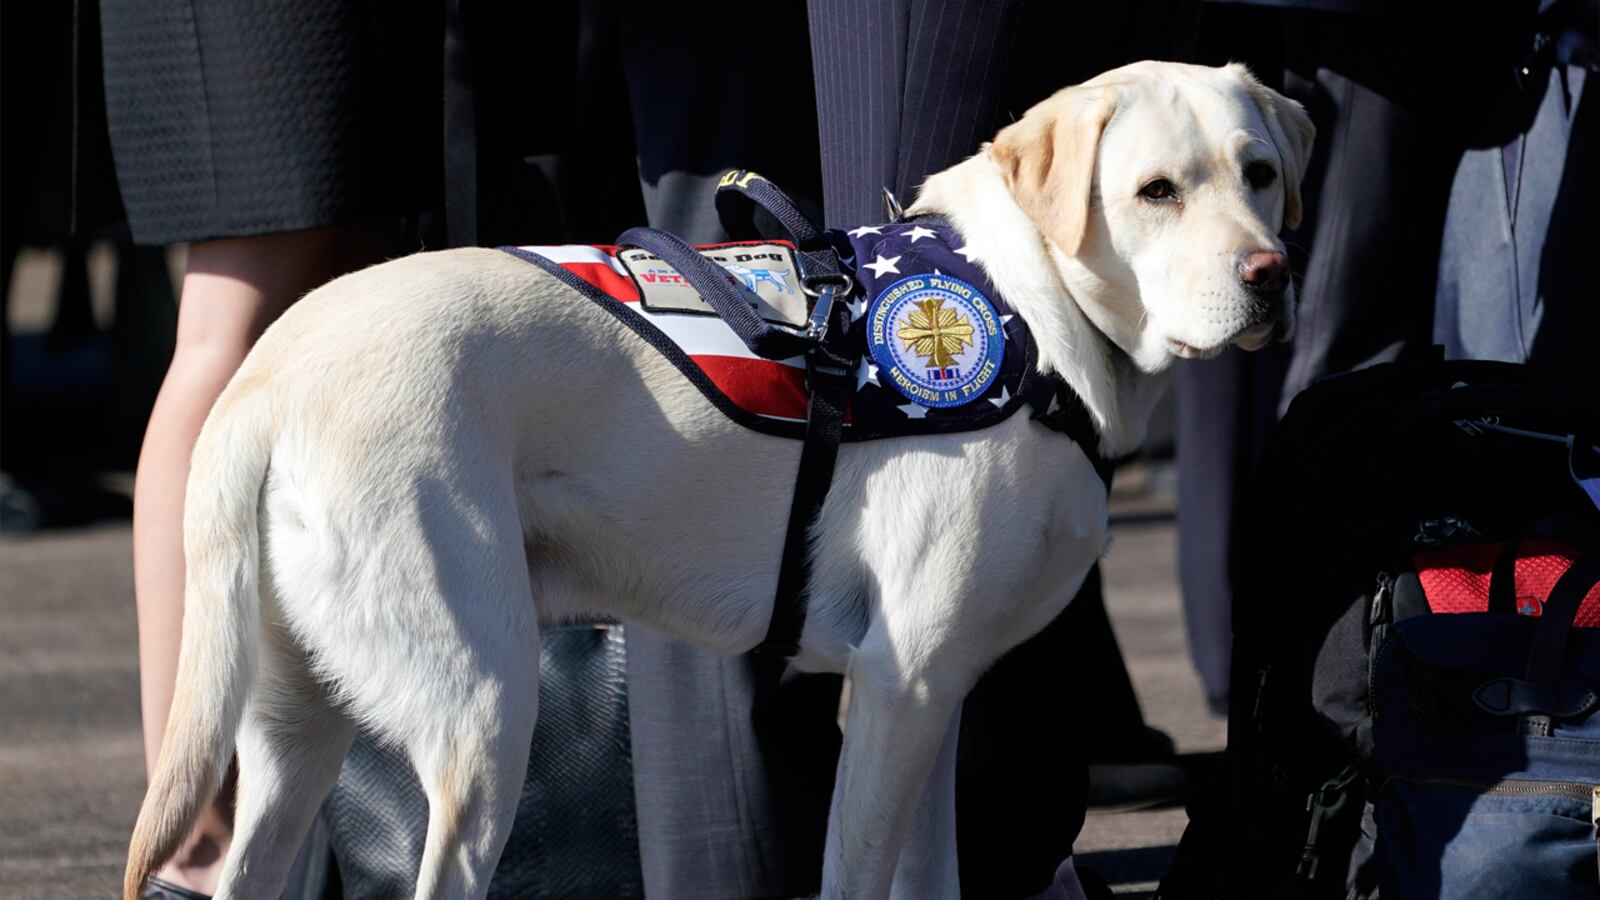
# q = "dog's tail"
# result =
<box><xmin>124</xmin><ymin>377</ymin><xmax>276</xmax><ymax>900</ymax></box>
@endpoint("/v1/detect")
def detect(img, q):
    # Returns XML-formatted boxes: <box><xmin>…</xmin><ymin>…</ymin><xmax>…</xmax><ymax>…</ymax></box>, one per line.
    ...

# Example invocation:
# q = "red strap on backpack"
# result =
<box><xmin>1414</xmin><ymin>538</ymin><xmax>1600</xmax><ymax>626</ymax></box>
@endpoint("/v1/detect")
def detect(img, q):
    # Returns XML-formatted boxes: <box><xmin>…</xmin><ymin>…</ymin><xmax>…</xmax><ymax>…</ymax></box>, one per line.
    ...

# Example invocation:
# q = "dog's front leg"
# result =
<box><xmin>821</xmin><ymin>637</ymin><xmax>966</xmax><ymax>900</ymax></box>
<box><xmin>889</xmin><ymin>701</ymin><xmax>961</xmax><ymax>900</ymax></box>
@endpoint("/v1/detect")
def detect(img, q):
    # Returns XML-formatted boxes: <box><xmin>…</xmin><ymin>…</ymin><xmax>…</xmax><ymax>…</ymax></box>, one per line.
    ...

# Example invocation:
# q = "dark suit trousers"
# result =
<box><xmin>809</xmin><ymin>2</ymin><xmax>1194</xmax><ymax>893</ymax></box>
<box><xmin>596</xmin><ymin>4</ymin><xmax>843</xmax><ymax>898</ymax></box>
<box><xmin>1174</xmin><ymin>6</ymin><xmax>1463</xmax><ymax>704</ymax></box>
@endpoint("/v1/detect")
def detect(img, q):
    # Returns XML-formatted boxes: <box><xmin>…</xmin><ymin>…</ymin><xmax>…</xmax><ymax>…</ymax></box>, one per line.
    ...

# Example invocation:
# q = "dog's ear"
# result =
<box><xmin>1235</xmin><ymin>66</ymin><xmax>1315</xmax><ymax>230</ymax></box>
<box><xmin>990</xmin><ymin>85</ymin><xmax>1117</xmax><ymax>257</ymax></box>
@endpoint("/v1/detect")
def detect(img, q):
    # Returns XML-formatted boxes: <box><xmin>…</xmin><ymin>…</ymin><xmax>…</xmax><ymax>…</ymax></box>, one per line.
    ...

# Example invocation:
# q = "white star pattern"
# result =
<box><xmin>864</xmin><ymin>254</ymin><xmax>902</xmax><ymax>278</ymax></box>
<box><xmin>899</xmin><ymin>402</ymin><xmax>930</xmax><ymax>419</ymax></box>
<box><xmin>1001</xmin><ymin>314</ymin><xmax>1014</xmax><ymax>326</ymax></box>
<box><xmin>954</xmin><ymin>245</ymin><xmax>978</xmax><ymax>261</ymax></box>
<box><xmin>847</xmin><ymin>295</ymin><xmax>870</xmax><ymax>320</ymax></box>
<box><xmin>1046</xmin><ymin>394</ymin><xmax>1063</xmax><ymax>415</ymax></box>
<box><xmin>855</xmin><ymin>361</ymin><xmax>881</xmax><ymax>392</ymax></box>
<box><xmin>904</xmin><ymin>225</ymin><xmax>937</xmax><ymax>243</ymax></box>
<box><xmin>988</xmin><ymin>385</ymin><xmax>1012</xmax><ymax>409</ymax></box>
<box><xmin>848</xmin><ymin>225</ymin><xmax>884</xmax><ymax>238</ymax></box>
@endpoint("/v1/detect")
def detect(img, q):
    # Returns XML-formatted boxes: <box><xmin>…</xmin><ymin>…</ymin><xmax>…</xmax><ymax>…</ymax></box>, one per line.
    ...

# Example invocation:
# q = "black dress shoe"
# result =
<box><xmin>141</xmin><ymin>876</ymin><xmax>212</xmax><ymax>900</ymax></box>
<box><xmin>1085</xmin><ymin>760</ymin><xmax>1190</xmax><ymax>812</ymax></box>
<box><xmin>1075</xmin><ymin>865</ymin><xmax>1116</xmax><ymax>900</ymax></box>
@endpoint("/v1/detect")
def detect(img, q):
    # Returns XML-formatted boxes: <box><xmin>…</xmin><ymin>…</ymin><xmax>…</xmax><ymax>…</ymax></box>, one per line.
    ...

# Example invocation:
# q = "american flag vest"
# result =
<box><xmin>501</xmin><ymin>222</ymin><xmax>1088</xmax><ymax>446</ymax></box>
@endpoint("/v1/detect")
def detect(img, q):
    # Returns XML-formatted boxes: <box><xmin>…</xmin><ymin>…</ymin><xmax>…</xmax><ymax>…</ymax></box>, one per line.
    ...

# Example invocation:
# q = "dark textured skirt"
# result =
<box><xmin>98</xmin><ymin>0</ymin><xmax>442</xmax><ymax>245</ymax></box>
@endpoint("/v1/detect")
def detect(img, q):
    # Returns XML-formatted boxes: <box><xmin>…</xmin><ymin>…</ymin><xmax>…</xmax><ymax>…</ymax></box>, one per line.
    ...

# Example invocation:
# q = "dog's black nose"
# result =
<box><xmin>1239</xmin><ymin>250</ymin><xmax>1289</xmax><ymax>294</ymax></box>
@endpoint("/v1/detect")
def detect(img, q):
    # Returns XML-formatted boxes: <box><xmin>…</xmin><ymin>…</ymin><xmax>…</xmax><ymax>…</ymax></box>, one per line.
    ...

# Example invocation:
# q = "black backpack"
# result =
<box><xmin>1160</xmin><ymin>360</ymin><xmax>1600</xmax><ymax>899</ymax></box>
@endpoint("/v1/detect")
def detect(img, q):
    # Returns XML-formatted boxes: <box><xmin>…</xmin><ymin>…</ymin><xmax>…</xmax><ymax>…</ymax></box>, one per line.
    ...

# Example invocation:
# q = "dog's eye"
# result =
<box><xmin>1138</xmin><ymin>179</ymin><xmax>1177</xmax><ymax>202</ymax></box>
<box><xmin>1245</xmin><ymin>161</ymin><xmax>1277</xmax><ymax>189</ymax></box>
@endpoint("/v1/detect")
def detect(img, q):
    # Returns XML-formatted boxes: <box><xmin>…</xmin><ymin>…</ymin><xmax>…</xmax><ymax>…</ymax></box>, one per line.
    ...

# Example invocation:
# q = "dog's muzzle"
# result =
<box><xmin>1234</xmin><ymin>285</ymin><xmax>1296</xmax><ymax>350</ymax></box>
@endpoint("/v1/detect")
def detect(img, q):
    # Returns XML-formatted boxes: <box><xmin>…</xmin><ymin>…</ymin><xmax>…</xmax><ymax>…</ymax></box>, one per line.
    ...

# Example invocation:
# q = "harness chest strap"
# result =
<box><xmin>759</xmin><ymin>331</ymin><xmax>856</xmax><ymax>659</ymax></box>
<box><xmin>607</xmin><ymin>216</ymin><xmax>867</xmax><ymax>660</ymax></box>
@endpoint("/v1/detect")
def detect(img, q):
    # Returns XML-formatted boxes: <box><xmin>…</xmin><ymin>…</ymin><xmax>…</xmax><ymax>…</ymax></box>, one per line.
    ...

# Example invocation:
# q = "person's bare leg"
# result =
<box><xmin>133</xmin><ymin>224</ymin><xmax>396</xmax><ymax>894</ymax></box>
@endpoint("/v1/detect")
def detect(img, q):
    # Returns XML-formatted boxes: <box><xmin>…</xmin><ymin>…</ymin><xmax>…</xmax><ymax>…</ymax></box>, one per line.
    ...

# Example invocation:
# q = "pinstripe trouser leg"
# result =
<box><xmin>808</xmin><ymin>0</ymin><xmax>1021</xmax><ymax>226</ymax></box>
<box><xmin>806</xmin><ymin>2</ymin><xmax>1188</xmax><ymax>894</ymax></box>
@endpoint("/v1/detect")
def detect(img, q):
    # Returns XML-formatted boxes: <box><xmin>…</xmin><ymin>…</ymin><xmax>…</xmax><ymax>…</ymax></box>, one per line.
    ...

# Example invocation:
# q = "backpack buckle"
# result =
<box><xmin>1295</xmin><ymin>764</ymin><xmax>1361</xmax><ymax>881</ymax></box>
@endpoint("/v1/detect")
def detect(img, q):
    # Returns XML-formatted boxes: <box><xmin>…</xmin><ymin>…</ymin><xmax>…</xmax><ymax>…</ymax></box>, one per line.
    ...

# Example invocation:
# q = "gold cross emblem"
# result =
<box><xmin>897</xmin><ymin>297</ymin><xmax>975</xmax><ymax>369</ymax></box>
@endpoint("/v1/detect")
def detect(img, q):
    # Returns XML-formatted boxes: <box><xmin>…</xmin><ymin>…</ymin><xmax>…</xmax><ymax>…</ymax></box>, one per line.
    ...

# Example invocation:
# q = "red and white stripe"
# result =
<box><xmin>514</xmin><ymin>244</ymin><xmax>810</xmax><ymax>423</ymax></box>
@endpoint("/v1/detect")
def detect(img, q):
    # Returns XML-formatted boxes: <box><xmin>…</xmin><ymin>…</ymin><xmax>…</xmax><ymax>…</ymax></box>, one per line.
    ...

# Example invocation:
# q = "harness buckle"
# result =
<box><xmin>805</xmin><ymin>346</ymin><xmax>855</xmax><ymax>394</ymax></box>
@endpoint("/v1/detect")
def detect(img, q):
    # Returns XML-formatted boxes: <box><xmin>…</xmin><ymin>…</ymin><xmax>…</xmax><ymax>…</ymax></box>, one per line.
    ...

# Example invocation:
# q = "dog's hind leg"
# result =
<box><xmin>406</xmin><ymin>637</ymin><xmax>538</xmax><ymax>900</ymax></box>
<box><xmin>821</xmin><ymin>634</ymin><xmax>968</xmax><ymax>900</ymax></box>
<box><xmin>383</xmin><ymin>500</ymin><xmax>540</xmax><ymax>900</ymax></box>
<box><xmin>212</xmin><ymin>619</ymin><xmax>355</xmax><ymax>900</ymax></box>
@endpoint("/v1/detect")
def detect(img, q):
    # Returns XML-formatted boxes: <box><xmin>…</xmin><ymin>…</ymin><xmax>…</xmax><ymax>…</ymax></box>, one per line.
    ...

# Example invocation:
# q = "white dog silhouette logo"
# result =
<box><xmin>722</xmin><ymin>264</ymin><xmax>793</xmax><ymax>295</ymax></box>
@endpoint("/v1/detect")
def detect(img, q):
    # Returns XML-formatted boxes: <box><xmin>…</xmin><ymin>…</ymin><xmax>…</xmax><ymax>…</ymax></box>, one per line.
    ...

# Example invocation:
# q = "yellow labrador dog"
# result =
<box><xmin>126</xmin><ymin>61</ymin><xmax>1311</xmax><ymax>900</ymax></box>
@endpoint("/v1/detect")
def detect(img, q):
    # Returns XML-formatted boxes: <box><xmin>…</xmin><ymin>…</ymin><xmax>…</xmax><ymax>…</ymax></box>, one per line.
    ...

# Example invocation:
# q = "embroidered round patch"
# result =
<box><xmin>866</xmin><ymin>274</ymin><xmax>1005</xmax><ymax>408</ymax></box>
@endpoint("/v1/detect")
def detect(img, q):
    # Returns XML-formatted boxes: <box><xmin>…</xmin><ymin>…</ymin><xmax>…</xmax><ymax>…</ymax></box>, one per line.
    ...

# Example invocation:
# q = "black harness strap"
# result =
<box><xmin>1023</xmin><ymin>374</ymin><xmax>1115</xmax><ymax>490</ymax></box>
<box><xmin>758</xmin><ymin>297</ymin><xmax>856</xmax><ymax>657</ymax></box>
<box><xmin>615</xmin><ymin>172</ymin><xmax>860</xmax><ymax>658</ymax></box>
<box><xmin>714</xmin><ymin>169</ymin><xmax>854</xmax><ymax>297</ymax></box>
<box><xmin>614</xmin><ymin>227</ymin><xmax>819</xmax><ymax>361</ymax></box>
<box><xmin>712</xmin><ymin>171</ymin><xmax>858</xmax><ymax>655</ymax></box>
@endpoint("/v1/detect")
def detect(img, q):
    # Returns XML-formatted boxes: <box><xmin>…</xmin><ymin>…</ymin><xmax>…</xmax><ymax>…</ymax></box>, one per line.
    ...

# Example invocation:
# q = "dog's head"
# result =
<box><xmin>990</xmin><ymin>61</ymin><xmax>1314</xmax><ymax>370</ymax></box>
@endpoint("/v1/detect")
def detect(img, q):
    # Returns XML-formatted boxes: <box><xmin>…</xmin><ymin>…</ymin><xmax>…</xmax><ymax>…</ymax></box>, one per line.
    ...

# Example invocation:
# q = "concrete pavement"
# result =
<box><xmin>2</xmin><ymin>524</ymin><xmax>146</xmax><ymax>899</ymax></box>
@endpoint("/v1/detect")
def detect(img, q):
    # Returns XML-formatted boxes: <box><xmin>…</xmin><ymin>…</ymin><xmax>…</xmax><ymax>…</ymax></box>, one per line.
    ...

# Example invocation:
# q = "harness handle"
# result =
<box><xmin>614</xmin><ymin>227</ymin><xmax>819</xmax><ymax>362</ymax></box>
<box><xmin>715</xmin><ymin>169</ymin><xmax>824</xmax><ymax>244</ymax></box>
<box><xmin>713</xmin><ymin>170</ymin><xmax>851</xmax><ymax>294</ymax></box>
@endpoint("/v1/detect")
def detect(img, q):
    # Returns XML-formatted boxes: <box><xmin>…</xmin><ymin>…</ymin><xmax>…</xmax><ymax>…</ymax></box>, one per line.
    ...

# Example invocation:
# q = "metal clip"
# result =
<box><xmin>806</xmin><ymin>284</ymin><xmax>837</xmax><ymax>341</ymax></box>
<box><xmin>1295</xmin><ymin>765</ymin><xmax>1361</xmax><ymax>881</ymax></box>
<box><xmin>881</xmin><ymin>186</ymin><xmax>906</xmax><ymax>223</ymax></box>
<box><xmin>801</xmin><ymin>272</ymin><xmax>855</xmax><ymax>301</ymax></box>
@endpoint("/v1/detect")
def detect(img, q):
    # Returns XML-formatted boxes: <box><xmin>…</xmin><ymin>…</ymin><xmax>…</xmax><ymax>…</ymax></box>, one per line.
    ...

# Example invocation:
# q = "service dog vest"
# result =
<box><xmin>502</xmin><ymin>224</ymin><xmax>1096</xmax><ymax>448</ymax></box>
<box><xmin>502</xmin><ymin>172</ymin><xmax>1109</xmax><ymax>659</ymax></box>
